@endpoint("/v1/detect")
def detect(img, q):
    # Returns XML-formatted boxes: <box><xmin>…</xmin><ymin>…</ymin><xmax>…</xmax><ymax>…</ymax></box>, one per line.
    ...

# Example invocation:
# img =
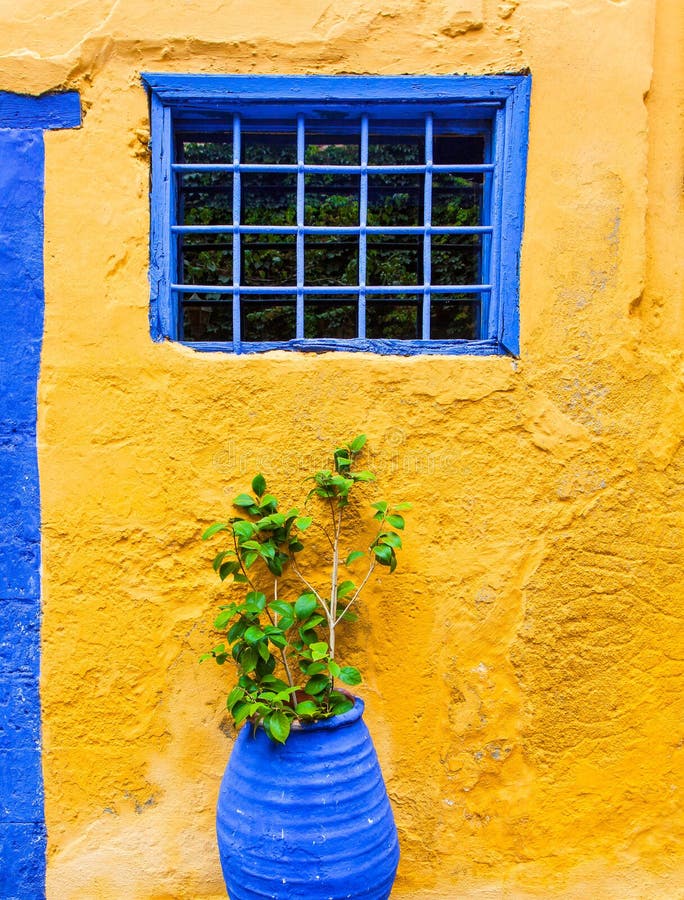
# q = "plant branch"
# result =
<box><xmin>232</xmin><ymin>529</ymin><xmax>259</xmax><ymax>593</ymax></box>
<box><xmin>314</xmin><ymin>520</ymin><xmax>335</xmax><ymax>552</ymax></box>
<box><xmin>290</xmin><ymin>557</ymin><xmax>331</xmax><ymax>620</ymax></box>
<box><xmin>335</xmin><ymin>558</ymin><xmax>376</xmax><ymax>626</ymax></box>
<box><xmin>328</xmin><ymin>497</ymin><xmax>344</xmax><ymax>658</ymax></box>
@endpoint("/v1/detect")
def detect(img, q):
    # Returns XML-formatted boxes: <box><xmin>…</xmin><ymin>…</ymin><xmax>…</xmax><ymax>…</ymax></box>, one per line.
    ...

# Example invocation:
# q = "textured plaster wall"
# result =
<box><xmin>0</xmin><ymin>0</ymin><xmax>681</xmax><ymax>897</ymax></box>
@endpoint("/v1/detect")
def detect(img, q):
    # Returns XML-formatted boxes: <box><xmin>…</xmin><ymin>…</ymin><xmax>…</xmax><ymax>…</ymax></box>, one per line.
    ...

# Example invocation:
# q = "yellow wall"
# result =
<box><xmin>1</xmin><ymin>0</ymin><xmax>682</xmax><ymax>896</ymax></box>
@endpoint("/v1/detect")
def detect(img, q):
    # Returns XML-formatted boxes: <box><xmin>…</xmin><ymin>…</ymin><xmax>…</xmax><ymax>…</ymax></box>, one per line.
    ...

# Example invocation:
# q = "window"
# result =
<box><xmin>143</xmin><ymin>75</ymin><xmax>530</xmax><ymax>356</ymax></box>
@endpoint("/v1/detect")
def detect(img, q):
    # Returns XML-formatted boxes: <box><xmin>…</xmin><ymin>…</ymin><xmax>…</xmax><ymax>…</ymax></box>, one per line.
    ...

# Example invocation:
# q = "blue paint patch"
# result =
<box><xmin>0</xmin><ymin>91</ymin><xmax>81</xmax><ymax>130</ymax></box>
<box><xmin>0</xmin><ymin>824</ymin><xmax>46</xmax><ymax>900</ymax></box>
<box><xmin>0</xmin><ymin>93</ymin><xmax>80</xmax><ymax>900</ymax></box>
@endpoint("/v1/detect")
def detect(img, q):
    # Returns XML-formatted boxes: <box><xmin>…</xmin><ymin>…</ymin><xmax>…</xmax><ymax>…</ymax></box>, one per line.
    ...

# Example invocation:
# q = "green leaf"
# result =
<box><xmin>212</xmin><ymin>549</ymin><xmax>234</xmax><ymax>571</ymax></box>
<box><xmin>233</xmin><ymin>521</ymin><xmax>255</xmax><ymax>540</ymax></box>
<box><xmin>226</xmin><ymin>686</ymin><xmax>244</xmax><ymax>710</ymax></box>
<box><xmin>345</xmin><ymin>550</ymin><xmax>365</xmax><ymax>566</ymax></box>
<box><xmin>240</xmin><ymin>540</ymin><xmax>261</xmax><ymax>550</ymax></box>
<box><xmin>304</xmin><ymin>661</ymin><xmax>327</xmax><ymax>676</ymax></box>
<box><xmin>240</xmin><ymin>646</ymin><xmax>258</xmax><ymax>674</ymax></box>
<box><xmin>339</xmin><ymin>610</ymin><xmax>358</xmax><ymax>622</ymax></box>
<box><xmin>386</xmin><ymin>513</ymin><xmax>405</xmax><ymax>530</ymax></box>
<box><xmin>257</xmin><ymin>641</ymin><xmax>271</xmax><ymax>662</ymax></box>
<box><xmin>330</xmin><ymin>475</ymin><xmax>353</xmax><ymax>492</ymax></box>
<box><xmin>393</xmin><ymin>502</ymin><xmax>412</xmax><ymax>510</ymax></box>
<box><xmin>269</xmin><ymin>600</ymin><xmax>294</xmax><ymax>620</ymax></box>
<box><xmin>310</xmin><ymin>641</ymin><xmax>329</xmax><ymax>661</ymax></box>
<box><xmin>379</xmin><ymin>532</ymin><xmax>402</xmax><ymax>549</ymax></box>
<box><xmin>232</xmin><ymin>701</ymin><xmax>252</xmax><ymax>726</ymax></box>
<box><xmin>257</xmin><ymin>512</ymin><xmax>286</xmax><ymax>531</ymax></box>
<box><xmin>299</xmin><ymin>614</ymin><xmax>325</xmax><ymax>632</ymax></box>
<box><xmin>243</xmin><ymin>625</ymin><xmax>265</xmax><ymax>644</ymax></box>
<box><xmin>266</xmin><ymin>631</ymin><xmax>287</xmax><ymax>649</ymax></box>
<box><xmin>233</xmin><ymin>493</ymin><xmax>257</xmax><ymax>508</ymax></box>
<box><xmin>352</xmin><ymin>470</ymin><xmax>376</xmax><ymax>482</ymax></box>
<box><xmin>214</xmin><ymin>607</ymin><xmax>236</xmax><ymax>629</ymax></box>
<box><xmin>266</xmin><ymin>555</ymin><xmax>284</xmax><ymax>577</ymax></box>
<box><xmin>260</xmin><ymin>493</ymin><xmax>278</xmax><ymax>509</ymax></box>
<box><xmin>227</xmin><ymin>619</ymin><xmax>247</xmax><ymax>642</ymax></box>
<box><xmin>328</xmin><ymin>659</ymin><xmax>341</xmax><ymax>677</ymax></box>
<box><xmin>334</xmin><ymin>454</ymin><xmax>351</xmax><ymax>468</ymax></box>
<box><xmin>256</xmin><ymin>654</ymin><xmax>276</xmax><ymax>677</ymax></box>
<box><xmin>370</xmin><ymin>501</ymin><xmax>388</xmax><ymax>514</ymax></box>
<box><xmin>219</xmin><ymin>561</ymin><xmax>239</xmax><ymax>581</ymax></box>
<box><xmin>295</xmin><ymin>700</ymin><xmax>320</xmax><ymax>717</ymax></box>
<box><xmin>202</xmin><ymin>522</ymin><xmax>229</xmax><ymax>540</ymax></box>
<box><xmin>295</xmin><ymin>516</ymin><xmax>312</xmax><ymax>531</ymax></box>
<box><xmin>373</xmin><ymin>544</ymin><xmax>393</xmax><ymax>566</ymax></box>
<box><xmin>349</xmin><ymin>434</ymin><xmax>367</xmax><ymax>453</ymax></box>
<box><xmin>267</xmin><ymin>710</ymin><xmax>291</xmax><ymax>744</ymax></box>
<box><xmin>245</xmin><ymin>591</ymin><xmax>267</xmax><ymax>612</ymax></box>
<box><xmin>337</xmin><ymin>580</ymin><xmax>356</xmax><ymax>599</ymax></box>
<box><xmin>305</xmin><ymin>674</ymin><xmax>331</xmax><ymax>696</ymax></box>
<box><xmin>259</xmin><ymin>542</ymin><xmax>276</xmax><ymax>560</ymax></box>
<box><xmin>339</xmin><ymin>666</ymin><xmax>362</xmax><ymax>686</ymax></box>
<box><xmin>329</xmin><ymin>694</ymin><xmax>355</xmax><ymax>716</ymax></box>
<box><xmin>251</xmin><ymin>473</ymin><xmax>267</xmax><ymax>497</ymax></box>
<box><xmin>294</xmin><ymin>593</ymin><xmax>318</xmax><ymax>620</ymax></box>
<box><xmin>243</xmin><ymin>550</ymin><xmax>259</xmax><ymax>568</ymax></box>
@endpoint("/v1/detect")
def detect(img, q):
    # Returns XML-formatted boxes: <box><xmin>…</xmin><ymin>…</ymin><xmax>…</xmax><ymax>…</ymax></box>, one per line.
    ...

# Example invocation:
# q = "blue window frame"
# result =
<box><xmin>142</xmin><ymin>74</ymin><xmax>530</xmax><ymax>356</ymax></box>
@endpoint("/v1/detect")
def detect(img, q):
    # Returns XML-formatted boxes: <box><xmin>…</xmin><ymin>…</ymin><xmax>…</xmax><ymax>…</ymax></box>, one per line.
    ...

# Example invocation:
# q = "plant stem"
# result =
<box><xmin>329</xmin><ymin>499</ymin><xmax>343</xmax><ymax>659</ymax></box>
<box><xmin>232</xmin><ymin>530</ymin><xmax>259</xmax><ymax>593</ymax></box>
<box><xmin>335</xmin><ymin>559</ymin><xmax>376</xmax><ymax>626</ymax></box>
<box><xmin>273</xmin><ymin>578</ymin><xmax>295</xmax><ymax>688</ymax></box>
<box><xmin>233</xmin><ymin>530</ymin><xmax>295</xmax><ymax>689</ymax></box>
<box><xmin>290</xmin><ymin>559</ymin><xmax>332</xmax><ymax>620</ymax></box>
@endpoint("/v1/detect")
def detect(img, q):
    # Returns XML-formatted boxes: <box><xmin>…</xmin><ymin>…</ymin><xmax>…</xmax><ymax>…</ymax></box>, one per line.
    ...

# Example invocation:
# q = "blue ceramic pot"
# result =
<box><xmin>216</xmin><ymin>698</ymin><xmax>399</xmax><ymax>899</ymax></box>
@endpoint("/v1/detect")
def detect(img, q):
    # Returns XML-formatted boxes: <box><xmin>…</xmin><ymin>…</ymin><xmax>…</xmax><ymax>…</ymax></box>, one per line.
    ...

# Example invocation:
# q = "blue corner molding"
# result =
<box><xmin>0</xmin><ymin>90</ymin><xmax>80</xmax><ymax>900</ymax></box>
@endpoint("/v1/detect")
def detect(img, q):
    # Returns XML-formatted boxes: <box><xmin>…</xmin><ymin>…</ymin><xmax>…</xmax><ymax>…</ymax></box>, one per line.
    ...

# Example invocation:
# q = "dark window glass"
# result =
<box><xmin>180</xmin><ymin>234</ymin><xmax>233</xmax><ymax>286</ymax></box>
<box><xmin>179</xmin><ymin>134</ymin><xmax>232</xmax><ymax>164</ymax></box>
<box><xmin>182</xmin><ymin>295</ymin><xmax>232</xmax><ymax>342</ymax></box>
<box><xmin>304</xmin><ymin>235</ymin><xmax>358</xmax><ymax>286</ymax></box>
<box><xmin>242</xmin><ymin>235</ymin><xmax>296</xmax><ymax>287</ymax></box>
<box><xmin>304</xmin><ymin>298</ymin><xmax>358</xmax><ymax>339</ymax></box>
<box><xmin>366</xmin><ymin>296</ymin><xmax>420</xmax><ymax>340</ymax></box>
<box><xmin>431</xmin><ymin>234</ymin><xmax>482</xmax><ymax>286</ymax></box>
<box><xmin>430</xmin><ymin>295</ymin><xmax>480</xmax><ymax>340</ymax></box>
<box><xmin>242</xmin><ymin>299</ymin><xmax>296</xmax><ymax>342</ymax></box>
<box><xmin>367</xmin><ymin>235</ymin><xmax>422</xmax><ymax>286</ymax></box>
<box><xmin>174</xmin><ymin>120</ymin><xmax>493</xmax><ymax>345</ymax></box>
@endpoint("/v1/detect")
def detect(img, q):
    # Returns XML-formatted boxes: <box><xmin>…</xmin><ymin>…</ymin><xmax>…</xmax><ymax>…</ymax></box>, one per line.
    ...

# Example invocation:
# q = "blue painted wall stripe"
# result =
<box><xmin>0</xmin><ymin>95</ymin><xmax>80</xmax><ymax>900</ymax></box>
<box><xmin>0</xmin><ymin>91</ymin><xmax>80</xmax><ymax>130</ymax></box>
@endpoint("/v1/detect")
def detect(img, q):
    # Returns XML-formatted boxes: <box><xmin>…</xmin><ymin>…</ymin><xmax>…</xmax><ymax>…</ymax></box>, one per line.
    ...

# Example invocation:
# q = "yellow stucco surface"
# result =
<box><xmin>1</xmin><ymin>0</ymin><xmax>682</xmax><ymax>896</ymax></box>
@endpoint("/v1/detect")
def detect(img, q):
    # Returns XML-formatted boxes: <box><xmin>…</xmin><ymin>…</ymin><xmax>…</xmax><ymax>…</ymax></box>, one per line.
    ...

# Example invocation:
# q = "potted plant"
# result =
<box><xmin>201</xmin><ymin>435</ymin><xmax>410</xmax><ymax>900</ymax></box>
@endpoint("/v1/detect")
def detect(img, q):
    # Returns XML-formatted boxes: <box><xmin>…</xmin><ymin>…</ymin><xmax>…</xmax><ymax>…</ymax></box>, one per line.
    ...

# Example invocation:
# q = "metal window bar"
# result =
<box><xmin>174</xmin><ymin>114</ymin><xmax>492</xmax><ymax>348</ymax></box>
<box><xmin>422</xmin><ymin>113</ymin><xmax>433</xmax><ymax>340</ymax></box>
<box><xmin>172</xmin><ymin>284</ymin><xmax>491</xmax><ymax>295</ymax></box>
<box><xmin>358</xmin><ymin>114</ymin><xmax>368</xmax><ymax>338</ymax></box>
<box><xmin>296</xmin><ymin>115</ymin><xmax>305</xmax><ymax>338</ymax></box>
<box><xmin>172</xmin><ymin>225</ymin><xmax>493</xmax><ymax>235</ymax></box>
<box><xmin>479</xmin><ymin>127</ymin><xmax>493</xmax><ymax>339</ymax></box>
<box><xmin>172</xmin><ymin>164</ymin><xmax>495</xmax><ymax>174</ymax></box>
<box><xmin>232</xmin><ymin>112</ymin><xmax>241</xmax><ymax>351</ymax></box>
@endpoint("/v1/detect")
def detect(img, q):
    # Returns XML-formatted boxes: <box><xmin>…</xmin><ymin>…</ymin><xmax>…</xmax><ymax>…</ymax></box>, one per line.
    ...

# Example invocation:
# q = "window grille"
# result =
<box><xmin>143</xmin><ymin>75</ymin><xmax>531</xmax><ymax>356</ymax></box>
